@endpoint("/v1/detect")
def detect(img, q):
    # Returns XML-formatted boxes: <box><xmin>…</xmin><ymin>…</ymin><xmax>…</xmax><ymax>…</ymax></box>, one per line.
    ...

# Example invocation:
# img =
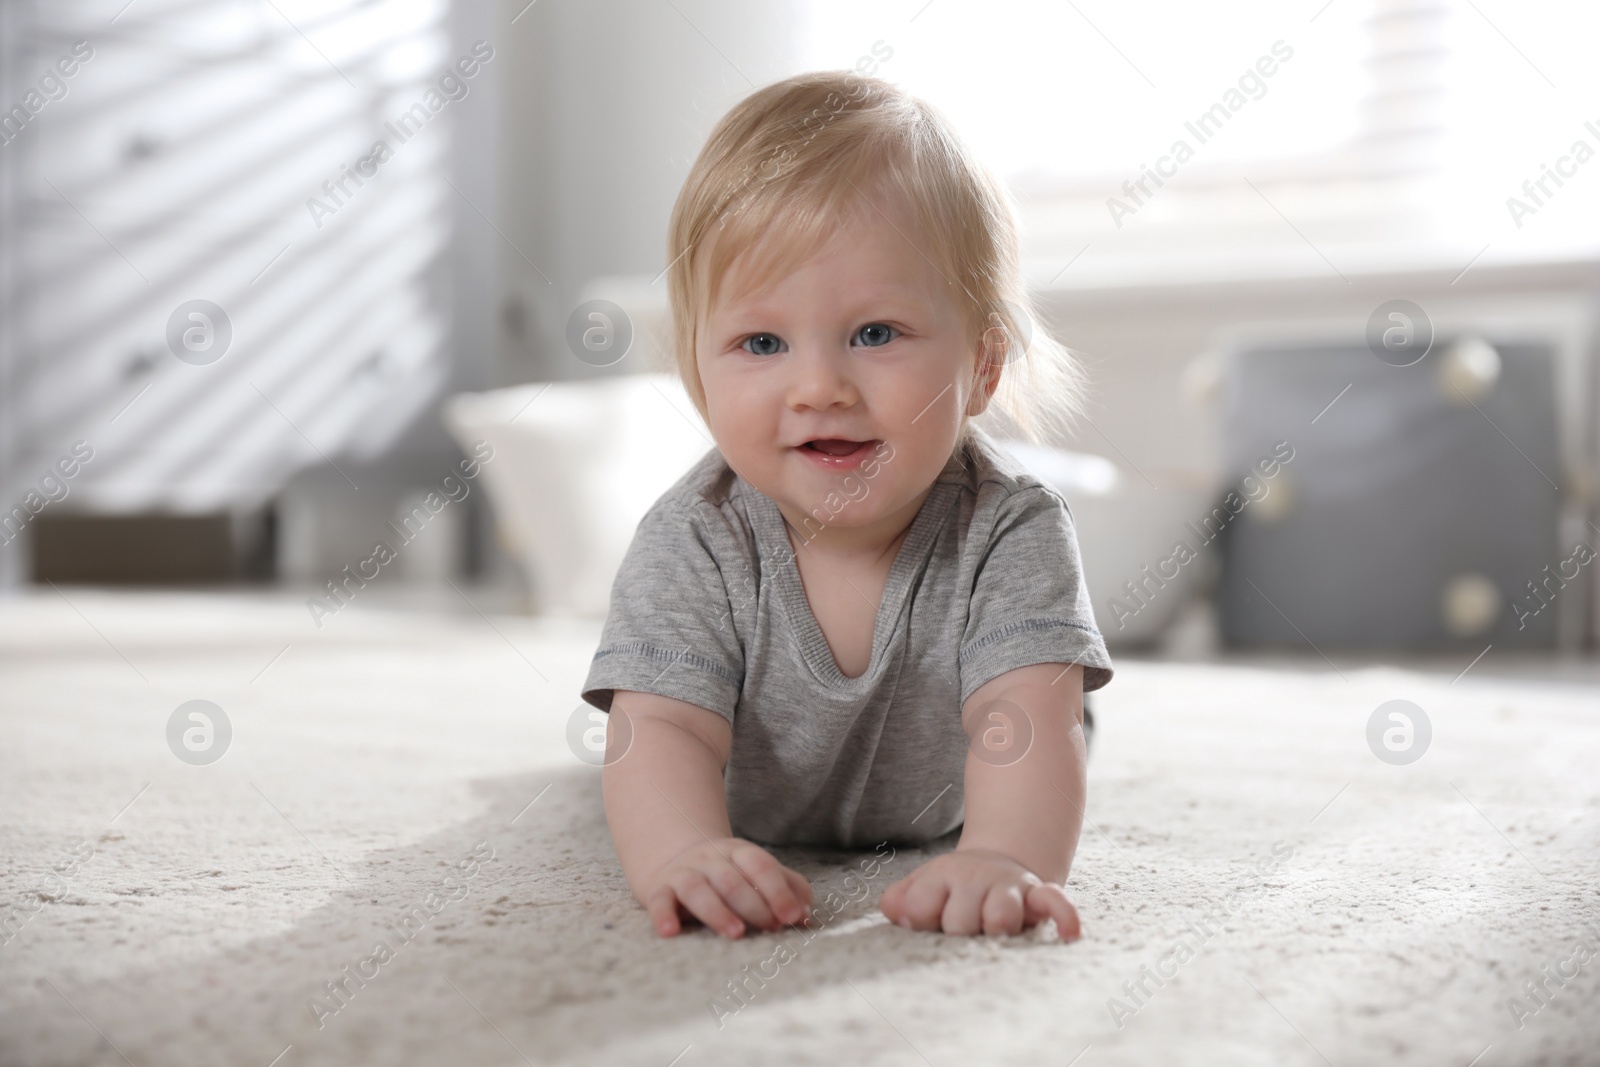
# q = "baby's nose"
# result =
<box><xmin>787</xmin><ymin>347</ymin><xmax>859</xmax><ymax>409</ymax></box>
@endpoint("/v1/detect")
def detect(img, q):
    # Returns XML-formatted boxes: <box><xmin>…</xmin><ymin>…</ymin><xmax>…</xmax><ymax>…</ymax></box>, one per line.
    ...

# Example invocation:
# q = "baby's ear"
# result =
<box><xmin>977</xmin><ymin>313</ymin><xmax>1008</xmax><ymax>371</ymax></box>
<box><xmin>967</xmin><ymin>337</ymin><xmax>1004</xmax><ymax>415</ymax></box>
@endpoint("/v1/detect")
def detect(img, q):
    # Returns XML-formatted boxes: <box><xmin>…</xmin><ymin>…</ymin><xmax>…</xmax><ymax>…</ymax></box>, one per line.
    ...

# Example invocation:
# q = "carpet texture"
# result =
<box><xmin>1</xmin><ymin>589</ymin><xmax>1597</xmax><ymax>1066</ymax></box>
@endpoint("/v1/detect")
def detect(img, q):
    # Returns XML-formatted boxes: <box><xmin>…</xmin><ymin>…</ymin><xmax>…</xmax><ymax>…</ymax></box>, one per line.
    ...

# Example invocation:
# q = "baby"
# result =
<box><xmin>581</xmin><ymin>71</ymin><xmax>1114</xmax><ymax>940</ymax></box>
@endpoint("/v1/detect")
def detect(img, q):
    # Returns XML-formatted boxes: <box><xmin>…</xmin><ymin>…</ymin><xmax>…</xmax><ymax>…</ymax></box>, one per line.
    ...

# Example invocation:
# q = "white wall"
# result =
<box><xmin>495</xmin><ymin>0</ymin><xmax>803</xmax><ymax>385</ymax></box>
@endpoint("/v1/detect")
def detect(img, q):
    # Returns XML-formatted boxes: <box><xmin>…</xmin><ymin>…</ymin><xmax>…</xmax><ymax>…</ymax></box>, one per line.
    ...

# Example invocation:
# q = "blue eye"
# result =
<box><xmin>854</xmin><ymin>323</ymin><xmax>896</xmax><ymax>347</ymax></box>
<box><xmin>742</xmin><ymin>333</ymin><xmax>784</xmax><ymax>356</ymax></box>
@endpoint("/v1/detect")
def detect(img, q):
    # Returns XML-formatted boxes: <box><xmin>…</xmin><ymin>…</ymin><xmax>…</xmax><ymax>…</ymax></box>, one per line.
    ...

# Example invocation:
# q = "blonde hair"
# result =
<box><xmin>665</xmin><ymin>70</ymin><xmax>1086</xmax><ymax>448</ymax></box>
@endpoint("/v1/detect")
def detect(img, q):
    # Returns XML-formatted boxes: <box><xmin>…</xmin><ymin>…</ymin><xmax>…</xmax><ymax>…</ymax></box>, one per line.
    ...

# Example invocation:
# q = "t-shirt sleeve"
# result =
<box><xmin>959</xmin><ymin>484</ymin><xmax>1114</xmax><ymax>702</ymax></box>
<box><xmin>580</xmin><ymin>498</ymin><xmax>745</xmax><ymax>724</ymax></box>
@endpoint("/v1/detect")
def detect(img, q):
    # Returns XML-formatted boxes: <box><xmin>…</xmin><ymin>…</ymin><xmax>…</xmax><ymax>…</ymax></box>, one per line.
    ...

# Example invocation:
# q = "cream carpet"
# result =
<box><xmin>1</xmin><ymin>588</ymin><xmax>1597</xmax><ymax>1066</ymax></box>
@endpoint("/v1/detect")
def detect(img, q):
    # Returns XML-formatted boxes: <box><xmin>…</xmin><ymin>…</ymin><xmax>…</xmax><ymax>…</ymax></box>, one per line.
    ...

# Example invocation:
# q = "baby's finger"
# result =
<box><xmin>731</xmin><ymin>847</ymin><xmax>808</xmax><ymax>927</ymax></box>
<box><xmin>646</xmin><ymin>884</ymin><xmax>685</xmax><ymax>937</ymax></box>
<box><xmin>899</xmin><ymin>873</ymin><xmax>952</xmax><ymax>932</ymax></box>
<box><xmin>939</xmin><ymin>880</ymin><xmax>989</xmax><ymax>937</ymax></box>
<box><xmin>877</xmin><ymin>874</ymin><xmax>912</xmax><ymax>924</ymax></box>
<box><xmin>781</xmin><ymin>868</ymin><xmax>816</xmax><ymax>922</ymax></box>
<box><xmin>1024</xmin><ymin>883</ymin><xmax>1081</xmax><ymax>941</ymax></box>
<box><xmin>707</xmin><ymin>861</ymin><xmax>779</xmax><ymax>931</ymax></box>
<box><xmin>674</xmin><ymin>870</ymin><xmax>747</xmax><ymax>939</ymax></box>
<box><xmin>980</xmin><ymin>882</ymin><xmax>1027</xmax><ymax>937</ymax></box>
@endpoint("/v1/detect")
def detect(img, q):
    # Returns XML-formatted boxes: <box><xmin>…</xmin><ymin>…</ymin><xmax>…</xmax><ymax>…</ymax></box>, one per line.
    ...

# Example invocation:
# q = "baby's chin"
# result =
<box><xmin>769</xmin><ymin>478</ymin><xmax>935</xmax><ymax>542</ymax></box>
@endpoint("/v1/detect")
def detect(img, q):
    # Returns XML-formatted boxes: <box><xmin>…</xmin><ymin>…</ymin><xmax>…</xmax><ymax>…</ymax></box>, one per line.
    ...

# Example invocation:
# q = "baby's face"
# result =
<box><xmin>696</xmin><ymin>198</ymin><xmax>994</xmax><ymax>547</ymax></box>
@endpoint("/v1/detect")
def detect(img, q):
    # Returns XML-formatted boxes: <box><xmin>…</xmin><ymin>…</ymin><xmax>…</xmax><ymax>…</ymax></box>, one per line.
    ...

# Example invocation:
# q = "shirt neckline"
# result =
<box><xmin>739</xmin><ymin>444</ymin><xmax>971</xmax><ymax>690</ymax></box>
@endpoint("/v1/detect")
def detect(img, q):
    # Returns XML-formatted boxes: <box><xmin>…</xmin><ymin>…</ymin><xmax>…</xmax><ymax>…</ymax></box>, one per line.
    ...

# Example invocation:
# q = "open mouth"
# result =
<box><xmin>800</xmin><ymin>439</ymin><xmax>872</xmax><ymax>457</ymax></box>
<box><xmin>796</xmin><ymin>438</ymin><xmax>878</xmax><ymax>469</ymax></box>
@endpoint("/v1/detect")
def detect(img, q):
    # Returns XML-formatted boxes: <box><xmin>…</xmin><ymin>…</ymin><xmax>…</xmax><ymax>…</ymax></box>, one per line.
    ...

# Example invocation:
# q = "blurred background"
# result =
<box><xmin>4</xmin><ymin>5</ymin><xmax>1599</xmax><ymax>1064</ymax></box>
<box><xmin>2</xmin><ymin>0</ymin><xmax>1597</xmax><ymax>660</ymax></box>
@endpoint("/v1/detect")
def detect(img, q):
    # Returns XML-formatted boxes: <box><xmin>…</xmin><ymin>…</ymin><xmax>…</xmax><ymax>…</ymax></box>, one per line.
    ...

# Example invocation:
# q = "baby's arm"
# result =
<box><xmin>602</xmin><ymin>690</ymin><xmax>813</xmax><ymax>939</ymax></box>
<box><xmin>879</xmin><ymin>662</ymin><xmax>1087</xmax><ymax>938</ymax></box>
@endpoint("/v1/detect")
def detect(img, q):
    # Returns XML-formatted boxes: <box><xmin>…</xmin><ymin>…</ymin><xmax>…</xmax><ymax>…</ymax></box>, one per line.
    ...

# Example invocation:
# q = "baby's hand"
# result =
<box><xmin>644</xmin><ymin>837</ymin><xmax>814</xmax><ymax>940</ymax></box>
<box><xmin>878</xmin><ymin>848</ymin><xmax>1081</xmax><ymax>939</ymax></box>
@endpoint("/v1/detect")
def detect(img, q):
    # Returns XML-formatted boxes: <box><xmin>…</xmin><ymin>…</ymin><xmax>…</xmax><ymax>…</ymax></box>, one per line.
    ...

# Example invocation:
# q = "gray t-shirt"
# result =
<box><xmin>581</xmin><ymin>425</ymin><xmax>1114</xmax><ymax>849</ymax></box>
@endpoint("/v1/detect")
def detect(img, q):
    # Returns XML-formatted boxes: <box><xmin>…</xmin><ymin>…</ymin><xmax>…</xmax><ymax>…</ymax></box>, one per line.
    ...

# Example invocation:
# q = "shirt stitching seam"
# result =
<box><xmin>591</xmin><ymin>642</ymin><xmax>742</xmax><ymax>686</ymax></box>
<box><xmin>959</xmin><ymin>617</ymin><xmax>1104</xmax><ymax>663</ymax></box>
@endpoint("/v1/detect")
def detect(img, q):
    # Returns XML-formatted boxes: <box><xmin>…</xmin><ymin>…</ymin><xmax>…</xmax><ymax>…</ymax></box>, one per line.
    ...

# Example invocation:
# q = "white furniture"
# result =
<box><xmin>443</xmin><ymin>374</ymin><xmax>714</xmax><ymax>616</ymax></box>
